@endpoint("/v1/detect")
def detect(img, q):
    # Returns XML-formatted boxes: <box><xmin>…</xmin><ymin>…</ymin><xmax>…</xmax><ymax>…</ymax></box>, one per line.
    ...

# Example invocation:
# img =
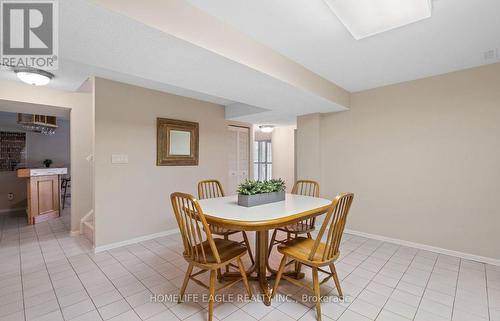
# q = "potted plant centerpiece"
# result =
<box><xmin>43</xmin><ymin>159</ymin><xmax>53</xmax><ymax>168</ymax></box>
<box><xmin>237</xmin><ymin>179</ymin><xmax>286</xmax><ymax>207</ymax></box>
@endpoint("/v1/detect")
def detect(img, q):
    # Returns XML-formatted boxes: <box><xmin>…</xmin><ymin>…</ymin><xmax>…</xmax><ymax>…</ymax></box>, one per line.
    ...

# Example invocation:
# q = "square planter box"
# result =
<box><xmin>238</xmin><ymin>191</ymin><xmax>285</xmax><ymax>207</ymax></box>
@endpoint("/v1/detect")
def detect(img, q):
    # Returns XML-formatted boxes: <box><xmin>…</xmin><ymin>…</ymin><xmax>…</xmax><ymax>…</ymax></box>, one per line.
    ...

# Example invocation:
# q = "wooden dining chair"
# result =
<box><xmin>198</xmin><ymin>180</ymin><xmax>255</xmax><ymax>272</ymax></box>
<box><xmin>271</xmin><ymin>193</ymin><xmax>354</xmax><ymax>321</ymax></box>
<box><xmin>268</xmin><ymin>180</ymin><xmax>320</xmax><ymax>257</ymax></box>
<box><xmin>171</xmin><ymin>192</ymin><xmax>252</xmax><ymax>321</ymax></box>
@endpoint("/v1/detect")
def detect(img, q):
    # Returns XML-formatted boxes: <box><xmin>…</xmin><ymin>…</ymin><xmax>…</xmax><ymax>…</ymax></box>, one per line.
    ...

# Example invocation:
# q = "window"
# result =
<box><xmin>254</xmin><ymin>140</ymin><xmax>272</xmax><ymax>180</ymax></box>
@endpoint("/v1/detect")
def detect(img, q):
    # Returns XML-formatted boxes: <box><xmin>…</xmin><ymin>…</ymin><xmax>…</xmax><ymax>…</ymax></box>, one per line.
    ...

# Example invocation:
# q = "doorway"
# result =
<box><xmin>227</xmin><ymin>125</ymin><xmax>250</xmax><ymax>195</ymax></box>
<box><xmin>0</xmin><ymin>108</ymin><xmax>71</xmax><ymax>229</ymax></box>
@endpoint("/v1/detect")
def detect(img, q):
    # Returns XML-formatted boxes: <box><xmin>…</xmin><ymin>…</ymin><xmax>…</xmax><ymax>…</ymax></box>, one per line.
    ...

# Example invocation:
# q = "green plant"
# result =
<box><xmin>237</xmin><ymin>179</ymin><xmax>286</xmax><ymax>195</ymax></box>
<box><xmin>43</xmin><ymin>159</ymin><xmax>52</xmax><ymax>168</ymax></box>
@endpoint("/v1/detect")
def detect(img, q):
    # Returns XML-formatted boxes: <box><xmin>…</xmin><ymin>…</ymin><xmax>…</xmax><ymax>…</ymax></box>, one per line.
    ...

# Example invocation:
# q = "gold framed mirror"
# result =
<box><xmin>157</xmin><ymin>118</ymin><xmax>199</xmax><ymax>166</ymax></box>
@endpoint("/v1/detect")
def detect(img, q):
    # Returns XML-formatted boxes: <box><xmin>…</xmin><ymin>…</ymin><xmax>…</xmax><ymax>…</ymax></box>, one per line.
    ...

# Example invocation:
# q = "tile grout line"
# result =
<box><xmin>350</xmin><ymin>241</ymin><xmax>415</xmax><ymax>321</ymax></box>
<box><xmin>46</xmin><ymin>219</ymin><xmax>109</xmax><ymax>321</ymax></box>
<box><xmin>90</xmin><ymin>244</ymin><xmax>180</xmax><ymax>320</ymax></box>
<box><xmin>17</xmin><ymin>213</ymin><xmax>27</xmax><ymax>321</ymax></box>
<box><xmin>86</xmin><ymin>251</ymin><xmax>137</xmax><ymax>320</ymax></box>
<box><xmin>135</xmin><ymin>239</ymin><xmax>250</xmax><ymax>320</ymax></box>
<box><xmin>485</xmin><ymin>265</ymin><xmax>491</xmax><ymax>321</ymax></box>
<box><xmin>409</xmin><ymin>253</ymin><xmax>439</xmax><ymax>321</ymax></box>
<box><xmin>368</xmin><ymin>248</ymin><xmax>418</xmax><ymax>321</ymax></box>
<box><xmin>105</xmin><ymin>247</ymin><xmax>167</xmax><ymax>320</ymax></box>
<box><xmin>33</xmin><ymin>221</ymin><xmax>69</xmax><ymax>320</ymax></box>
<box><xmin>3</xmin><ymin>216</ymin><xmax>498</xmax><ymax>321</ymax></box>
<box><xmin>125</xmin><ymin>241</ymin><xmax>218</xmax><ymax>320</ymax></box>
<box><xmin>449</xmin><ymin>258</ymin><xmax>462</xmax><ymax>321</ymax></box>
<box><xmin>323</xmin><ymin>236</ymin><xmax>388</xmax><ymax>321</ymax></box>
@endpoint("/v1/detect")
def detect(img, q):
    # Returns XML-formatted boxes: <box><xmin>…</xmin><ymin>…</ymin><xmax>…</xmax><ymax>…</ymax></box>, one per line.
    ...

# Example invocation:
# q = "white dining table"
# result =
<box><xmin>198</xmin><ymin>193</ymin><xmax>331</xmax><ymax>305</ymax></box>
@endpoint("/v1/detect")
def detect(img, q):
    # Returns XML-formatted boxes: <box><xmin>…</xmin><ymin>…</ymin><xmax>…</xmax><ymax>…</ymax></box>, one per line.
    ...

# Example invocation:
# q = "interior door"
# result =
<box><xmin>227</xmin><ymin>126</ymin><xmax>249</xmax><ymax>195</ymax></box>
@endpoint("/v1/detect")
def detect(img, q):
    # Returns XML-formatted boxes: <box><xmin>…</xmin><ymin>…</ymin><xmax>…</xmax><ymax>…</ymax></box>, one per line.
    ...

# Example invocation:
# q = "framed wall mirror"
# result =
<box><xmin>157</xmin><ymin>118</ymin><xmax>199</xmax><ymax>166</ymax></box>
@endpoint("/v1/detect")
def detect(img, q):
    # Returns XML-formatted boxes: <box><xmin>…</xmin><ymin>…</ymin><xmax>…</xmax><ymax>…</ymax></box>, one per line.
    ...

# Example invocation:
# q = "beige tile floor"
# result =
<box><xmin>0</xmin><ymin>209</ymin><xmax>499</xmax><ymax>321</ymax></box>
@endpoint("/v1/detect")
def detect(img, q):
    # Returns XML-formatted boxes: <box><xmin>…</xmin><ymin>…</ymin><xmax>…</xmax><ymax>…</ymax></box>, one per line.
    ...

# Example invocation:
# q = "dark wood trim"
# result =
<box><xmin>157</xmin><ymin>118</ymin><xmax>199</xmax><ymax>166</ymax></box>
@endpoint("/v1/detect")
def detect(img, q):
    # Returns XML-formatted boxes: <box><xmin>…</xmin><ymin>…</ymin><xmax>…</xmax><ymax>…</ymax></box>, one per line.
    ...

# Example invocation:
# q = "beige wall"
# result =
<box><xmin>296</xmin><ymin>113</ymin><xmax>321</xmax><ymax>183</ymax></box>
<box><xmin>0</xmin><ymin>173</ymin><xmax>25</xmax><ymax>211</ymax></box>
<box><xmin>272</xmin><ymin>126</ymin><xmax>295</xmax><ymax>192</ymax></box>
<box><xmin>0</xmin><ymin>80</ymin><xmax>94</xmax><ymax>232</ymax></box>
<box><xmin>94</xmin><ymin>78</ymin><xmax>236</xmax><ymax>247</ymax></box>
<box><xmin>297</xmin><ymin>63</ymin><xmax>500</xmax><ymax>260</ymax></box>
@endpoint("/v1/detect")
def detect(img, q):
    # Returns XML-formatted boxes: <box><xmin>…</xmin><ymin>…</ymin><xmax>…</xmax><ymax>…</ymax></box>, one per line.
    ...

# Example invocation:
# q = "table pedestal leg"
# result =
<box><xmin>218</xmin><ymin>229</ymin><xmax>305</xmax><ymax>306</ymax></box>
<box><xmin>256</xmin><ymin>230</ymin><xmax>272</xmax><ymax>306</ymax></box>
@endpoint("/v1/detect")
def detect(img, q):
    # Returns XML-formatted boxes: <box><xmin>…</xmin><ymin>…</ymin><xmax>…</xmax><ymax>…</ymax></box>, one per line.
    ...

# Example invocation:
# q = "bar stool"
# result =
<box><xmin>61</xmin><ymin>176</ymin><xmax>71</xmax><ymax>209</ymax></box>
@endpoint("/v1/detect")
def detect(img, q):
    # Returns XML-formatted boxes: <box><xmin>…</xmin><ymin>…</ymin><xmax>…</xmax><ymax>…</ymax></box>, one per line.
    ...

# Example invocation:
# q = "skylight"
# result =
<box><xmin>324</xmin><ymin>0</ymin><xmax>432</xmax><ymax>40</ymax></box>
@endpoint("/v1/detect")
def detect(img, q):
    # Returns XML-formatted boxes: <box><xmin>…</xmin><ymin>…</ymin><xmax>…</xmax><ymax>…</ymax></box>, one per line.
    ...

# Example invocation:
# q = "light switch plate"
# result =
<box><xmin>111</xmin><ymin>154</ymin><xmax>128</xmax><ymax>164</ymax></box>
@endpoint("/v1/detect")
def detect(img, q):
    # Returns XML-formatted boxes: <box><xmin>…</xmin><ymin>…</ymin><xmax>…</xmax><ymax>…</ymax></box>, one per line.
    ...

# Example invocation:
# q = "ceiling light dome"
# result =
<box><xmin>259</xmin><ymin>125</ymin><xmax>274</xmax><ymax>133</ymax></box>
<box><xmin>14</xmin><ymin>67</ymin><xmax>54</xmax><ymax>86</ymax></box>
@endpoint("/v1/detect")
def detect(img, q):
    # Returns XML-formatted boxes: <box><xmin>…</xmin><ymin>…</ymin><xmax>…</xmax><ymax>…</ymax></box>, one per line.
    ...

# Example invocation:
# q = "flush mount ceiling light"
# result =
<box><xmin>14</xmin><ymin>67</ymin><xmax>54</xmax><ymax>86</ymax></box>
<box><xmin>324</xmin><ymin>0</ymin><xmax>432</xmax><ymax>40</ymax></box>
<box><xmin>259</xmin><ymin>125</ymin><xmax>274</xmax><ymax>133</ymax></box>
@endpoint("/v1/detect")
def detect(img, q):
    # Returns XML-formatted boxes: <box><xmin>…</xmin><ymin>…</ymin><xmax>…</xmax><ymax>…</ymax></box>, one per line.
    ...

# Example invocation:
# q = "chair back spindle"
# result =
<box><xmin>197</xmin><ymin>180</ymin><xmax>227</xmax><ymax>234</ymax></box>
<box><xmin>308</xmin><ymin>193</ymin><xmax>354</xmax><ymax>262</ymax></box>
<box><xmin>292</xmin><ymin>180</ymin><xmax>320</xmax><ymax>197</ymax></box>
<box><xmin>290</xmin><ymin>180</ymin><xmax>320</xmax><ymax>231</ymax></box>
<box><xmin>170</xmin><ymin>192</ymin><xmax>221</xmax><ymax>264</ymax></box>
<box><xmin>198</xmin><ymin>180</ymin><xmax>225</xmax><ymax>200</ymax></box>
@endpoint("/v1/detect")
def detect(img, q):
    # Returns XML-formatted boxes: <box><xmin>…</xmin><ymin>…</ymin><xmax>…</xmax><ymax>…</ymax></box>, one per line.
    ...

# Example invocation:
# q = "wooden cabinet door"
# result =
<box><xmin>28</xmin><ymin>175</ymin><xmax>60</xmax><ymax>224</ymax></box>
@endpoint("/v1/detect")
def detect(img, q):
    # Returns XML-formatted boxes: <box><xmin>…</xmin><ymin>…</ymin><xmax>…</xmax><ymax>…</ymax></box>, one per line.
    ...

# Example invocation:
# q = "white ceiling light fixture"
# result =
<box><xmin>14</xmin><ymin>67</ymin><xmax>54</xmax><ymax>86</ymax></box>
<box><xmin>259</xmin><ymin>125</ymin><xmax>274</xmax><ymax>133</ymax></box>
<box><xmin>324</xmin><ymin>0</ymin><xmax>432</xmax><ymax>40</ymax></box>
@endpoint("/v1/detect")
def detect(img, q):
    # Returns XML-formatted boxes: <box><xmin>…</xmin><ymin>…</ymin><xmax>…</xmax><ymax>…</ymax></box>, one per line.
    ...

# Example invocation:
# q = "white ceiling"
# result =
<box><xmin>0</xmin><ymin>0</ymin><xmax>499</xmax><ymax>125</ymax></box>
<box><xmin>0</xmin><ymin>0</ymin><xmax>348</xmax><ymax>126</ymax></box>
<box><xmin>186</xmin><ymin>0</ymin><xmax>500</xmax><ymax>92</ymax></box>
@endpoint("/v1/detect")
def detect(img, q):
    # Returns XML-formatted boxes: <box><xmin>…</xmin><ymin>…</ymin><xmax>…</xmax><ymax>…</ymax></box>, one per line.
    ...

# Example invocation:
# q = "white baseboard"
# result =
<box><xmin>70</xmin><ymin>230</ymin><xmax>80</xmax><ymax>236</ymax></box>
<box><xmin>0</xmin><ymin>207</ymin><xmax>25</xmax><ymax>214</ymax></box>
<box><xmin>344</xmin><ymin>228</ymin><xmax>500</xmax><ymax>266</ymax></box>
<box><xmin>94</xmin><ymin>229</ymin><xmax>179</xmax><ymax>253</ymax></box>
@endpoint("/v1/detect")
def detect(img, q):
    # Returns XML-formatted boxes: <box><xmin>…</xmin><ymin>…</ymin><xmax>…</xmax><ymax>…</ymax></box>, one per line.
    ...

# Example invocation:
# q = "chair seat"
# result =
<box><xmin>277</xmin><ymin>237</ymin><xmax>339</xmax><ymax>266</ymax></box>
<box><xmin>277</xmin><ymin>221</ymin><xmax>315</xmax><ymax>234</ymax></box>
<box><xmin>209</xmin><ymin>225</ymin><xmax>238</xmax><ymax>235</ymax></box>
<box><xmin>186</xmin><ymin>238</ymin><xmax>247</xmax><ymax>264</ymax></box>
